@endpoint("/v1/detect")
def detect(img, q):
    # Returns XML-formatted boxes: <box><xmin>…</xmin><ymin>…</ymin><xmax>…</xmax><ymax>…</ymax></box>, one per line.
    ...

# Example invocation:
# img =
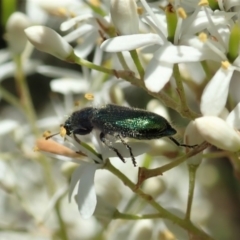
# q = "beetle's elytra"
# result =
<box><xmin>50</xmin><ymin>104</ymin><xmax>197</xmax><ymax>166</ymax></box>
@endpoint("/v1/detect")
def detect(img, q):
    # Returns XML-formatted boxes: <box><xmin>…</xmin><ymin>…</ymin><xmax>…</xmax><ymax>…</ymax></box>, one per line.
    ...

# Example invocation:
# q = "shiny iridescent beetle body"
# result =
<box><xmin>63</xmin><ymin>104</ymin><xmax>196</xmax><ymax>166</ymax></box>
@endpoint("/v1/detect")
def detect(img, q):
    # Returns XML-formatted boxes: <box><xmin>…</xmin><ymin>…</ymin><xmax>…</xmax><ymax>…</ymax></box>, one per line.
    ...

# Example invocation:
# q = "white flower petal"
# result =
<box><xmin>101</xmin><ymin>34</ymin><xmax>162</xmax><ymax>52</ymax></box>
<box><xmin>77</xmin><ymin>164</ymin><xmax>99</xmax><ymax>219</ymax></box>
<box><xmin>74</xmin><ymin>31</ymin><xmax>97</xmax><ymax>58</ymax></box>
<box><xmin>180</xmin><ymin>62</ymin><xmax>206</xmax><ymax>85</ymax></box>
<box><xmin>0</xmin><ymin>120</ymin><xmax>19</xmax><ymax>135</ymax></box>
<box><xmin>50</xmin><ymin>78</ymin><xmax>89</xmax><ymax>94</ymax></box>
<box><xmin>180</xmin><ymin>36</ymin><xmax>222</xmax><ymax>62</ymax></box>
<box><xmin>142</xmin><ymin>14</ymin><xmax>168</xmax><ymax>38</ymax></box>
<box><xmin>26</xmin><ymin>0</ymin><xmax>48</xmax><ymax>24</ymax></box>
<box><xmin>63</xmin><ymin>24</ymin><xmax>95</xmax><ymax>43</ymax></box>
<box><xmin>0</xmin><ymin>49</ymin><xmax>11</xmax><ymax>64</ymax></box>
<box><xmin>153</xmin><ymin>43</ymin><xmax>206</xmax><ymax>63</ymax></box>
<box><xmin>225</xmin><ymin>0</ymin><xmax>240</xmax><ymax>10</ymax></box>
<box><xmin>200</xmin><ymin>67</ymin><xmax>234</xmax><ymax>116</ymax></box>
<box><xmin>195</xmin><ymin>116</ymin><xmax>240</xmax><ymax>151</ymax></box>
<box><xmin>144</xmin><ymin>58</ymin><xmax>173</xmax><ymax>92</ymax></box>
<box><xmin>226</xmin><ymin>102</ymin><xmax>240</xmax><ymax>129</ymax></box>
<box><xmin>68</xmin><ymin>164</ymin><xmax>87</xmax><ymax>202</ymax></box>
<box><xmin>60</xmin><ymin>13</ymin><xmax>94</xmax><ymax>31</ymax></box>
<box><xmin>183</xmin><ymin>11</ymin><xmax>236</xmax><ymax>35</ymax></box>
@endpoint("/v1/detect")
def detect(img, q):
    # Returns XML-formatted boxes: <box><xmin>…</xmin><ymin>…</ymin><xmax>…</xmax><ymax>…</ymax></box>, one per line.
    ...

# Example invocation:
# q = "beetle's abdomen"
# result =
<box><xmin>91</xmin><ymin>105</ymin><xmax>176</xmax><ymax>140</ymax></box>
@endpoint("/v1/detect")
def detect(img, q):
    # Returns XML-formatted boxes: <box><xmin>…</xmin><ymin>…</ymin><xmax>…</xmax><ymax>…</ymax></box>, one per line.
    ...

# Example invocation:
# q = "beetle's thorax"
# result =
<box><xmin>64</xmin><ymin>107</ymin><xmax>95</xmax><ymax>135</ymax></box>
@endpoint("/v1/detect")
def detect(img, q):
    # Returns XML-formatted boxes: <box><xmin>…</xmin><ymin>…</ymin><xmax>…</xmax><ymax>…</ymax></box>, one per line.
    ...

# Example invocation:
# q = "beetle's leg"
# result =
<box><xmin>117</xmin><ymin>135</ymin><xmax>136</xmax><ymax>167</ymax></box>
<box><xmin>168</xmin><ymin>137</ymin><xmax>197</xmax><ymax>148</ymax></box>
<box><xmin>100</xmin><ymin>132</ymin><xmax>126</xmax><ymax>163</ymax></box>
<box><xmin>73</xmin><ymin>133</ymin><xmax>81</xmax><ymax>144</ymax></box>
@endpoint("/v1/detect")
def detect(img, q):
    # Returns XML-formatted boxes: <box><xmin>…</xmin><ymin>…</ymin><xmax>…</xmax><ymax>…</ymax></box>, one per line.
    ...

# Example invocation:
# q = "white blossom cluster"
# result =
<box><xmin>1</xmin><ymin>0</ymin><xmax>240</xmax><ymax>239</ymax></box>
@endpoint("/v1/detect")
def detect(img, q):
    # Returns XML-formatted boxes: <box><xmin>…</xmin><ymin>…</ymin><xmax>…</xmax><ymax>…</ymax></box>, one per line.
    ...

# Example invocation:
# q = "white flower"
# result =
<box><xmin>69</xmin><ymin>161</ymin><xmax>103</xmax><ymax>219</ymax></box>
<box><xmin>110</xmin><ymin>0</ymin><xmax>139</xmax><ymax>35</ymax></box>
<box><xmin>184</xmin><ymin>120</ymin><xmax>205</xmax><ymax>165</ymax></box>
<box><xmin>60</xmin><ymin>13</ymin><xmax>109</xmax><ymax>58</ymax></box>
<box><xmin>6</xmin><ymin>12</ymin><xmax>32</xmax><ymax>55</ymax></box>
<box><xmin>50</xmin><ymin>78</ymin><xmax>89</xmax><ymax>95</ymax></box>
<box><xmin>25</xmin><ymin>26</ymin><xmax>74</xmax><ymax>60</ymax></box>
<box><xmin>128</xmin><ymin>220</ymin><xmax>153</xmax><ymax>240</ymax></box>
<box><xmin>182</xmin><ymin>10</ymin><xmax>240</xmax><ymax>116</ymax></box>
<box><xmin>225</xmin><ymin>0</ymin><xmax>240</xmax><ymax>11</ymax></box>
<box><xmin>195</xmin><ymin>116</ymin><xmax>240</xmax><ymax>151</ymax></box>
<box><xmin>37</xmin><ymin>131</ymin><xmax>149</xmax><ymax>219</ymax></box>
<box><xmin>101</xmin><ymin>1</ymin><xmax>221</xmax><ymax>92</ymax></box>
<box><xmin>200</xmin><ymin>61</ymin><xmax>236</xmax><ymax>116</ymax></box>
<box><xmin>0</xmin><ymin>120</ymin><xmax>19</xmax><ymax>135</ymax></box>
<box><xmin>194</xmin><ymin>103</ymin><xmax>240</xmax><ymax>152</ymax></box>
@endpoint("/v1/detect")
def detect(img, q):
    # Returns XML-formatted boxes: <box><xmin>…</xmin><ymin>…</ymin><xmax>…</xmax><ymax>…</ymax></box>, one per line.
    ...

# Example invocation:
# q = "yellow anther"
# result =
<box><xmin>43</xmin><ymin>130</ymin><xmax>51</xmax><ymax>138</ymax></box>
<box><xmin>137</xmin><ymin>7</ymin><xmax>144</xmax><ymax>15</ymax></box>
<box><xmin>56</xmin><ymin>7</ymin><xmax>68</xmax><ymax>17</ymax></box>
<box><xmin>33</xmin><ymin>146</ymin><xmax>39</xmax><ymax>152</ymax></box>
<box><xmin>90</xmin><ymin>0</ymin><xmax>100</xmax><ymax>7</ymax></box>
<box><xmin>177</xmin><ymin>7</ymin><xmax>187</xmax><ymax>19</ymax></box>
<box><xmin>221</xmin><ymin>61</ymin><xmax>230</xmax><ymax>70</ymax></box>
<box><xmin>85</xmin><ymin>93</ymin><xmax>94</xmax><ymax>100</ymax></box>
<box><xmin>198</xmin><ymin>32</ymin><xmax>208</xmax><ymax>42</ymax></box>
<box><xmin>198</xmin><ymin>0</ymin><xmax>209</xmax><ymax>7</ymax></box>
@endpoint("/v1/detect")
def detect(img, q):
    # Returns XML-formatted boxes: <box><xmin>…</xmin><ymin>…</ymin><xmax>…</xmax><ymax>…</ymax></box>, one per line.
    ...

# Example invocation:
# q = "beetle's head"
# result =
<box><xmin>63</xmin><ymin>117</ymin><xmax>73</xmax><ymax>135</ymax></box>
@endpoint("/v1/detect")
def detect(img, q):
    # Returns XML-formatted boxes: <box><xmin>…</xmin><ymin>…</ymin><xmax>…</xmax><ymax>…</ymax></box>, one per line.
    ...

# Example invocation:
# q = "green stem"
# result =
<box><xmin>173</xmin><ymin>64</ymin><xmax>194</xmax><ymax>119</ymax></box>
<box><xmin>185</xmin><ymin>164</ymin><xmax>199</xmax><ymax>220</ymax></box>
<box><xmin>74</xmin><ymin>55</ymin><xmax>115</xmax><ymax>75</ymax></box>
<box><xmin>117</xmin><ymin>52</ymin><xmax>130</xmax><ymax>71</ymax></box>
<box><xmin>55</xmin><ymin>201</ymin><xmax>69</xmax><ymax>240</ymax></box>
<box><xmin>14</xmin><ymin>55</ymin><xmax>56</xmax><ymax>196</ymax></box>
<box><xmin>200</xmin><ymin>61</ymin><xmax>211</xmax><ymax>80</ymax></box>
<box><xmin>130</xmin><ymin>50</ymin><xmax>145</xmax><ymax>79</ymax></box>
<box><xmin>105</xmin><ymin>161</ymin><xmax>214</xmax><ymax>240</ymax></box>
<box><xmin>229</xmin><ymin>153</ymin><xmax>240</xmax><ymax>180</ymax></box>
<box><xmin>114</xmin><ymin>211</ymin><xmax>163</xmax><ymax>220</ymax></box>
<box><xmin>120</xmin><ymin>71</ymin><xmax>199</xmax><ymax>119</ymax></box>
<box><xmin>137</xmin><ymin>142</ymin><xmax>208</xmax><ymax>186</ymax></box>
<box><xmin>14</xmin><ymin>55</ymin><xmax>68</xmax><ymax>240</ymax></box>
<box><xmin>0</xmin><ymin>85</ymin><xmax>24</xmax><ymax>110</ymax></box>
<box><xmin>14</xmin><ymin>55</ymin><xmax>38</xmax><ymax>135</ymax></box>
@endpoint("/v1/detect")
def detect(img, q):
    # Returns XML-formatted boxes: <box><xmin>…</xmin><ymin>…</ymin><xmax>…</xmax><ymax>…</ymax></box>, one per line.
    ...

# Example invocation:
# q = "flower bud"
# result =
<box><xmin>25</xmin><ymin>26</ymin><xmax>74</xmax><ymax>61</ymax></box>
<box><xmin>184</xmin><ymin>121</ymin><xmax>205</xmax><ymax>165</ymax></box>
<box><xmin>110</xmin><ymin>0</ymin><xmax>139</xmax><ymax>35</ymax></box>
<box><xmin>129</xmin><ymin>220</ymin><xmax>153</xmax><ymax>240</ymax></box>
<box><xmin>6</xmin><ymin>12</ymin><xmax>31</xmax><ymax>55</ymax></box>
<box><xmin>195</xmin><ymin>116</ymin><xmax>240</xmax><ymax>151</ymax></box>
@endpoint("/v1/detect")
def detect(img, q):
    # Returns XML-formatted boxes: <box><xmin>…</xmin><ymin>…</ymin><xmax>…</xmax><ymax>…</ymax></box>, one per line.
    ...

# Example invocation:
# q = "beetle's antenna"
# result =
<box><xmin>168</xmin><ymin>137</ymin><xmax>197</xmax><ymax>148</ymax></box>
<box><xmin>45</xmin><ymin>126</ymin><xmax>67</xmax><ymax>140</ymax></box>
<box><xmin>45</xmin><ymin>132</ymin><xmax>59</xmax><ymax>140</ymax></box>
